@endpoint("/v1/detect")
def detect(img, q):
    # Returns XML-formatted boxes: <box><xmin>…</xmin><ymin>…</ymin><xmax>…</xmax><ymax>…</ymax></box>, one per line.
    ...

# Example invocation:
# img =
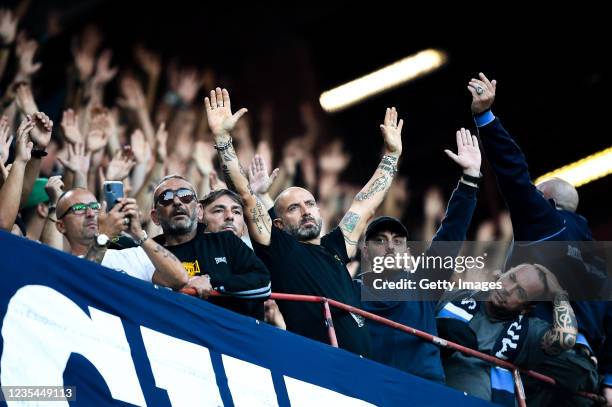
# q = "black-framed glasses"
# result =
<box><xmin>58</xmin><ymin>202</ymin><xmax>101</xmax><ymax>219</ymax></box>
<box><xmin>155</xmin><ymin>188</ymin><xmax>197</xmax><ymax>207</ymax></box>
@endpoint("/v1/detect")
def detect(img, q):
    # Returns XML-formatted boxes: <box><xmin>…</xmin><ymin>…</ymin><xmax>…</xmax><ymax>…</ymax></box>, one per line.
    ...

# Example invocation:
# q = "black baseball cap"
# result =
<box><xmin>365</xmin><ymin>216</ymin><xmax>409</xmax><ymax>241</ymax></box>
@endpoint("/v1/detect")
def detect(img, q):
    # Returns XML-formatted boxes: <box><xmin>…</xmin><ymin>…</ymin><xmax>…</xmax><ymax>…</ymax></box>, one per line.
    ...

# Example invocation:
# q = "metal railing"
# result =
<box><xmin>180</xmin><ymin>288</ymin><xmax>605</xmax><ymax>406</ymax></box>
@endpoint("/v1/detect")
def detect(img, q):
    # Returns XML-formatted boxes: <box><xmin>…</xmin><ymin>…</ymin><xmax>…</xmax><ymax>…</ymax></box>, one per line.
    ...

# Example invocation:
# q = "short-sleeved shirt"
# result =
<box><xmin>102</xmin><ymin>247</ymin><xmax>156</xmax><ymax>282</ymax></box>
<box><xmin>438</xmin><ymin>290</ymin><xmax>550</xmax><ymax>401</ymax></box>
<box><xmin>252</xmin><ymin>225</ymin><xmax>371</xmax><ymax>356</ymax></box>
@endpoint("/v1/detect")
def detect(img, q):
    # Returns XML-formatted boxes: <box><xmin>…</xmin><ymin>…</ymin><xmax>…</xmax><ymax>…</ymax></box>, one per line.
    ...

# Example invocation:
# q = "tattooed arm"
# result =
<box><xmin>204</xmin><ymin>88</ymin><xmax>274</xmax><ymax>246</ymax></box>
<box><xmin>540</xmin><ymin>269</ymin><xmax>578</xmax><ymax>355</ymax></box>
<box><xmin>143</xmin><ymin>240</ymin><xmax>189</xmax><ymax>290</ymax></box>
<box><xmin>339</xmin><ymin>107</ymin><xmax>403</xmax><ymax>258</ymax></box>
<box><xmin>122</xmin><ymin>197</ymin><xmax>189</xmax><ymax>290</ymax></box>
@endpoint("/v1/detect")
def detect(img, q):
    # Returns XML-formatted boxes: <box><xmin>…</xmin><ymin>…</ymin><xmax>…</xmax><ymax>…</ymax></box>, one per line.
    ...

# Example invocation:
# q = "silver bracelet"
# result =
<box><xmin>214</xmin><ymin>137</ymin><xmax>233</xmax><ymax>151</ymax></box>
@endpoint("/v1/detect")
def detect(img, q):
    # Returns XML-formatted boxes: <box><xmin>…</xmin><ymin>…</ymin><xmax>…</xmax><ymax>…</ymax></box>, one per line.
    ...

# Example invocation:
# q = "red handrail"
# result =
<box><xmin>180</xmin><ymin>288</ymin><xmax>605</xmax><ymax>405</ymax></box>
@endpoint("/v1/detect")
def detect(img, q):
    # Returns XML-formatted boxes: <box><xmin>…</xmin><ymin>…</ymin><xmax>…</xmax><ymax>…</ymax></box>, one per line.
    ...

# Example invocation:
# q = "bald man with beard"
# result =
<box><xmin>205</xmin><ymin>87</ymin><xmax>405</xmax><ymax>356</ymax></box>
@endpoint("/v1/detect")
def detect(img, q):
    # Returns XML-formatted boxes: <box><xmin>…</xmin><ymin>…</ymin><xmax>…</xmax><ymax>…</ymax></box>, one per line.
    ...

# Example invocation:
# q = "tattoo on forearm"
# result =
<box><xmin>220</xmin><ymin>144</ymin><xmax>237</xmax><ymax>162</ymax></box>
<box><xmin>340</xmin><ymin>211</ymin><xmax>360</xmax><ymax>234</ymax></box>
<box><xmin>379</xmin><ymin>155</ymin><xmax>398</xmax><ymax>177</ymax></box>
<box><xmin>152</xmin><ymin>243</ymin><xmax>180</xmax><ymax>262</ymax></box>
<box><xmin>221</xmin><ymin>164</ymin><xmax>237</xmax><ymax>191</ymax></box>
<box><xmin>343</xmin><ymin>234</ymin><xmax>358</xmax><ymax>247</ymax></box>
<box><xmin>355</xmin><ymin>175</ymin><xmax>390</xmax><ymax>201</ymax></box>
<box><xmin>541</xmin><ymin>291</ymin><xmax>577</xmax><ymax>354</ymax></box>
<box><xmin>250</xmin><ymin>199</ymin><xmax>271</xmax><ymax>235</ymax></box>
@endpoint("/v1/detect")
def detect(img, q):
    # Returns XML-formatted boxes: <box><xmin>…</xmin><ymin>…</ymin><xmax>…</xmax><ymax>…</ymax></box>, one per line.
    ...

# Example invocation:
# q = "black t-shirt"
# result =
<box><xmin>154</xmin><ymin>227</ymin><xmax>271</xmax><ymax>319</ymax></box>
<box><xmin>252</xmin><ymin>225</ymin><xmax>371</xmax><ymax>356</ymax></box>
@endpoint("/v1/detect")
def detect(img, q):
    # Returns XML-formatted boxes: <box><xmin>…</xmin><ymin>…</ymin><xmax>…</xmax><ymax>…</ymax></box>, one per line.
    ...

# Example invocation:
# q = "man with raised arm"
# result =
<box><xmin>205</xmin><ymin>87</ymin><xmax>403</xmax><ymax>356</ymax></box>
<box><xmin>468</xmin><ymin>72</ymin><xmax>602</xmax><ymax>404</ymax></box>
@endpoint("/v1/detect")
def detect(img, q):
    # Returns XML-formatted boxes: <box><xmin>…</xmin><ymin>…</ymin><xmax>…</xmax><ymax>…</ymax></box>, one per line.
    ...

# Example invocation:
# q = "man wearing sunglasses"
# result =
<box><xmin>150</xmin><ymin>175</ymin><xmax>271</xmax><ymax>319</ymax></box>
<box><xmin>55</xmin><ymin>187</ymin><xmax>188</xmax><ymax>290</ymax></box>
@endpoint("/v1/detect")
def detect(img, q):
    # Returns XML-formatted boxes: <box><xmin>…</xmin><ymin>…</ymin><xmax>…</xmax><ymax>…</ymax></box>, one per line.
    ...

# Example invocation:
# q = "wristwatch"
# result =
<box><xmin>133</xmin><ymin>230</ymin><xmax>149</xmax><ymax>246</ymax></box>
<box><xmin>95</xmin><ymin>233</ymin><xmax>110</xmax><ymax>247</ymax></box>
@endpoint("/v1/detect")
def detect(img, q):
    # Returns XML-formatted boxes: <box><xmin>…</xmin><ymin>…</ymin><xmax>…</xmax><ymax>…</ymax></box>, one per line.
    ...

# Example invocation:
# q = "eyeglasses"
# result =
<box><xmin>155</xmin><ymin>188</ymin><xmax>197</xmax><ymax>207</ymax></box>
<box><xmin>58</xmin><ymin>202</ymin><xmax>101</xmax><ymax>219</ymax></box>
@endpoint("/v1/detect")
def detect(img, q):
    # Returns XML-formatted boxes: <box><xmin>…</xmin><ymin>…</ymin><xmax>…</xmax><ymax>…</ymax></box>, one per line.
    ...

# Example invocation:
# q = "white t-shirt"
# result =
<box><xmin>102</xmin><ymin>247</ymin><xmax>155</xmax><ymax>282</ymax></box>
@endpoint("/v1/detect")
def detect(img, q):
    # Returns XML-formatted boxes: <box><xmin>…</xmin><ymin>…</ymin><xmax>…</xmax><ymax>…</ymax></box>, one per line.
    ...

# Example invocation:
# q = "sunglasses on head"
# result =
<box><xmin>58</xmin><ymin>202</ymin><xmax>101</xmax><ymax>219</ymax></box>
<box><xmin>155</xmin><ymin>188</ymin><xmax>197</xmax><ymax>206</ymax></box>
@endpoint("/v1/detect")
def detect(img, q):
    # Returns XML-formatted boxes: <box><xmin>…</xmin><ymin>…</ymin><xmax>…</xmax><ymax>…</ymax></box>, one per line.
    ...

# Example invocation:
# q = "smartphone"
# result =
<box><xmin>103</xmin><ymin>181</ymin><xmax>124</xmax><ymax>211</ymax></box>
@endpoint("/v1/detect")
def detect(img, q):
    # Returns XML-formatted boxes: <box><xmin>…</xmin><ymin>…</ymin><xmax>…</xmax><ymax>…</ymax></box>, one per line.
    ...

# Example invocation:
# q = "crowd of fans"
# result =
<box><xmin>1</xmin><ymin>4</ymin><xmax>610</xmax><ymax>406</ymax></box>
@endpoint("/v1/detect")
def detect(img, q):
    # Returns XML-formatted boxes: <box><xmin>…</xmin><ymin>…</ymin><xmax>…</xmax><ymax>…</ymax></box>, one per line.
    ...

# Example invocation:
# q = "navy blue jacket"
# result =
<box><xmin>360</xmin><ymin>181</ymin><xmax>478</xmax><ymax>383</ymax></box>
<box><xmin>476</xmin><ymin>113</ymin><xmax>610</xmax><ymax>380</ymax></box>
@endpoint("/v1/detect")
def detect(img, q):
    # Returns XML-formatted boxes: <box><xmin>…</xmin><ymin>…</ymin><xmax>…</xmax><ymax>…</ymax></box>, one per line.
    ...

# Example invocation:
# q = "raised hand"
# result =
<box><xmin>44</xmin><ymin>175</ymin><xmax>64</xmax><ymax>205</ymax></box>
<box><xmin>86</xmin><ymin>107</ymin><xmax>111</xmax><ymax>152</ymax></box>
<box><xmin>444</xmin><ymin>128</ymin><xmax>481</xmax><ymax>177</ymax></box>
<box><xmin>0</xmin><ymin>116</ymin><xmax>13</xmax><ymax>165</ymax></box>
<box><xmin>468</xmin><ymin>72</ymin><xmax>497</xmax><ymax>115</ymax></box>
<box><xmin>116</xmin><ymin>197</ymin><xmax>145</xmax><ymax>241</ymax></box>
<box><xmin>61</xmin><ymin>108</ymin><xmax>82</xmax><ymax>145</ymax></box>
<box><xmin>14</xmin><ymin>82</ymin><xmax>37</xmax><ymax>116</ymax></box>
<box><xmin>72</xmin><ymin>42</ymin><xmax>95</xmax><ymax>81</ymax></box>
<box><xmin>118</xmin><ymin>77</ymin><xmax>146</xmax><ymax>111</ymax></box>
<box><xmin>134</xmin><ymin>45</ymin><xmax>161</xmax><ymax>78</ymax></box>
<box><xmin>379</xmin><ymin>107</ymin><xmax>403</xmax><ymax>157</ymax></box>
<box><xmin>106</xmin><ymin>147</ymin><xmax>136</xmax><ymax>181</ymax></box>
<box><xmin>204</xmin><ymin>88</ymin><xmax>248</xmax><ymax>139</ymax></box>
<box><xmin>30</xmin><ymin>112</ymin><xmax>53</xmax><ymax>148</ymax></box>
<box><xmin>248</xmin><ymin>154</ymin><xmax>279</xmax><ymax>195</ymax></box>
<box><xmin>15</xmin><ymin>35</ymin><xmax>41</xmax><ymax>78</ymax></box>
<box><xmin>176</xmin><ymin>68</ymin><xmax>201</xmax><ymax>105</ymax></box>
<box><xmin>14</xmin><ymin>116</ymin><xmax>35</xmax><ymax>163</ymax></box>
<box><xmin>154</xmin><ymin>122</ymin><xmax>167</xmax><ymax>161</ymax></box>
<box><xmin>0</xmin><ymin>8</ymin><xmax>17</xmax><ymax>45</ymax></box>
<box><xmin>92</xmin><ymin>49</ymin><xmax>118</xmax><ymax>87</ymax></box>
<box><xmin>130</xmin><ymin>129</ymin><xmax>150</xmax><ymax>164</ymax></box>
<box><xmin>193</xmin><ymin>140</ymin><xmax>215</xmax><ymax>176</ymax></box>
<box><xmin>209</xmin><ymin>171</ymin><xmax>227</xmax><ymax>191</ymax></box>
<box><xmin>98</xmin><ymin>201</ymin><xmax>129</xmax><ymax>238</ymax></box>
<box><xmin>58</xmin><ymin>142</ymin><xmax>91</xmax><ymax>175</ymax></box>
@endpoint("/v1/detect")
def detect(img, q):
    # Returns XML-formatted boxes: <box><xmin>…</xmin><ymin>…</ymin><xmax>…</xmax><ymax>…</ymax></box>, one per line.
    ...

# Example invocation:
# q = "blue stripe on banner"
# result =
<box><xmin>0</xmin><ymin>230</ymin><xmax>495</xmax><ymax>407</ymax></box>
<box><xmin>604</xmin><ymin>374</ymin><xmax>612</xmax><ymax>387</ymax></box>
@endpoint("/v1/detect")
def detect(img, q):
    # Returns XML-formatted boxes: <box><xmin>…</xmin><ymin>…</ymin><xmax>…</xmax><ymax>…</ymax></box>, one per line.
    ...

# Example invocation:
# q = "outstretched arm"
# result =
<box><xmin>432</xmin><ymin>128</ymin><xmax>481</xmax><ymax>243</ymax></box>
<box><xmin>205</xmin><ymin>88</ymin><xmax>273</xmax><ymax>246</ymax></box>
<box><xmin>469</xmin><ymin>73</ymin><xmax>563</xmax><ymax>241</ymax></box>
<box><xmin>339</xmin><ymin>107</ymin><xmax>403</xmax><ymax>258</ymax></box>
<box><xmin>0</xmin><ymin>117</ymin><xmax>33</xmax><ymax>230</ymax></box>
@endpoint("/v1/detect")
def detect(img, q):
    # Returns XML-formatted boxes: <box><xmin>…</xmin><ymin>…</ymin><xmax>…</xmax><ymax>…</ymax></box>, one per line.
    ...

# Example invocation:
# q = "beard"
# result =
<box><xmin>285</xmin><ymin>216</ymin><xmax>323</xmax><ymax>241</ymax></box>
<box><xmin>160</xmin><ymin>205</ymin><xmax>198</xmax><ymax>236</ymax></box>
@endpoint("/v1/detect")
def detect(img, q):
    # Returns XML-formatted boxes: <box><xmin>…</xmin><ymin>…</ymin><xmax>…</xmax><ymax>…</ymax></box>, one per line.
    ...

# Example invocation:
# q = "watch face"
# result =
<box><xmin>97</xmin><ymin>234</ymin><xmax>109</xmax><ymax>246</ymax></box>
